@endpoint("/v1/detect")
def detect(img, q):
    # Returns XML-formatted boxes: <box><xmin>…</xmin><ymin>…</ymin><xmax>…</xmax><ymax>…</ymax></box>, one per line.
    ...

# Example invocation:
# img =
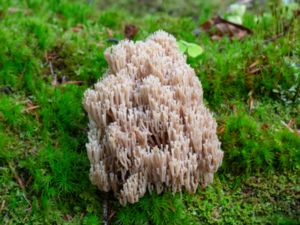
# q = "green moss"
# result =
<box><xmin>0</xmin><ymin>0</ymin><xmax>299</xmax><ymax>224</ymax></box>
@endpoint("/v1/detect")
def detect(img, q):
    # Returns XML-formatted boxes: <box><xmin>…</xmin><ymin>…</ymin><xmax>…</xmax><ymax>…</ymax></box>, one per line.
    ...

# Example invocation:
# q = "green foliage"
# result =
<box><xmin>114</xmin><ymin>192</ymin><xmax>191</xmax><ymax>225</ymax></box>
<box><xmin>0</xmin><ymin>0</ymin><xmax>299</xmax><ymax>224</ymax></box>
<box><xmin>220</xmin><ymin>103</ymin><xmax>300</xmax><ymax>175</ymax></box>
<box><xmin>177</xmin><ymin>40</ymin><xmax>204</xmax><ymax>58</ymax></box>
<box><xmin>184</xmin><ymin>173</ymin><xmax>300</xmax><ymax>224</ymax></box>
<box><xmin>222</xmin><ymin>112</ymin><xmax>274</xmax><ymax>174</ymax></box>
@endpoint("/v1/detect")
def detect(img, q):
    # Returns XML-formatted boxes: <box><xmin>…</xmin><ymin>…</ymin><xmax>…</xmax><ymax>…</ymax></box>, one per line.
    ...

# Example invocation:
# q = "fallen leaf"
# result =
<box><xmin>217</xmin><ymin>124</ymin><xmax>225</xmax><ymax>135</ymax></box>
<box><xmin>124</xmin><ymin>24</ymin><xmax>138</xmax><ymax>40</ymax></box>
<box><xmin>247</xmin><ymin>60</ymin><xmax>261</xmax><ymax>74</ymax></box>
<box><xmin>200</xmin><ymin>16</ymin><xmax>252</xmax><ymax>41</ymax></box>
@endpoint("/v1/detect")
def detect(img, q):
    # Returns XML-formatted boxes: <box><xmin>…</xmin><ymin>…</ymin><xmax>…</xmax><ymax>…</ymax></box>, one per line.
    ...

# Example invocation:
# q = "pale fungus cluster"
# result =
<box><xmin>83</xmin><ymin>31</ymin><xmax>223</xmax><ymax>205</ymax></box>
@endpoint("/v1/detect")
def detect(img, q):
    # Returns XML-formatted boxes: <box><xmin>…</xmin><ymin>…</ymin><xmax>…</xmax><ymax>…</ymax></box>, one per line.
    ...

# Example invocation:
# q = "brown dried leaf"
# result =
<box><xmin>248</xmin><ymin>60</ymin><xmax>259</xmax><ymax>69</ymax></box>
<box><xmin>200</xmin><ymin>16</ymin><xmax>252</xmax><ymax>41</ymax></box>
<box><xmin>247</xmin><ymin>60</ymin><xmax>261</xmax><ymax>75</ymax></box>
<box><xmin>124</xmin><ymin>24</ymin><xmax>139</xmax><ymax>40</ymax></box>
<box><xmin>217</xmin><ymin>124</ymin><xmax>225</xmax><ymax>135</ymax></box>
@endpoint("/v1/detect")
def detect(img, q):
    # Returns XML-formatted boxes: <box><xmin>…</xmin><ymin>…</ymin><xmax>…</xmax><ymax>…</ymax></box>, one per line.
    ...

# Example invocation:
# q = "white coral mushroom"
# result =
<box><xmin>83</xmin><ymin>30</ymin><xmax>223</xmax><ymax>205</ymax></box>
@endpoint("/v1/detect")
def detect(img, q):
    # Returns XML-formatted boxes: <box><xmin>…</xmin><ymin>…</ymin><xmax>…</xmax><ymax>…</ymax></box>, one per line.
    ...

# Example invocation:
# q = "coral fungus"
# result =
<box><xmin>83</xmin><ymin>31</ymin><xmax>223</xmax><ymax>205</ymax></box>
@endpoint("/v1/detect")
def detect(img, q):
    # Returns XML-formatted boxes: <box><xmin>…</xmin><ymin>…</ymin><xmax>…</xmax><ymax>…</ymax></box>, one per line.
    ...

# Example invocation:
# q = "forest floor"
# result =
<box><xmin>0</xmin><ymin>0</ymin><xmax>299</xmax><ymax>224</ymax></box>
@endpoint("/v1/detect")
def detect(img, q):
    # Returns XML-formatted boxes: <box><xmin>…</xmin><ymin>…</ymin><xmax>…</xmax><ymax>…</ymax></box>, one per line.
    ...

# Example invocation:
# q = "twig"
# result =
<box><xmin>25</xmin><ymin>105</ymin><xmax>40</xmax><ymax>113</ymax></box>
<box><xmin>0</xmin><ymin>200</ymin><xmax>5</xmax><ymax>213</ymax></box>
<box><xmin>281</xmin><ymin>120</ymin><xmax>294</xmax><ymax>133</ymax></box>
<box><xmin>62</xmin><ymin>80</ymin><xmax>84</xmax><ymax>85</ymax></box>
<box><xmin>49</xmin><ymin>61</ymin><xmax>58</xmax><ymax>86</ymax></box>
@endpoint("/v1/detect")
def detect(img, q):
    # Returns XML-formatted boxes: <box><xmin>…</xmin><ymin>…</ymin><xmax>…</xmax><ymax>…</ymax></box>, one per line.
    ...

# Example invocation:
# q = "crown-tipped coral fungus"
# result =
<box><xmin>83</xmin><ymin>31</ymin><xmax>223</xmax><ymax>205</ymax></box>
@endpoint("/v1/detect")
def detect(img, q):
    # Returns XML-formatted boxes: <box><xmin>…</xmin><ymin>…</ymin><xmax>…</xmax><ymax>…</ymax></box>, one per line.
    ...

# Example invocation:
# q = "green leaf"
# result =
<box><xmin>187</xmin><ymin>43</ymin><xmax>204</xmax><ymax>58</ymax></box>
<box><xmin>227</xmin><ymin>15</ymin><xmax>243</xmax><ymax>25</ymax></box>
<box><xmin>228</xmin><ymin>4</ymin><xmax>246</xmax><ymax>17</ymax></box>
<box><xmin>227</xmin><ymin>4</ymin><xmax>246</xmax><ymax>24</ymax></box>
<box><xmin>177</xmin><ymin>40</ymin><xmax>188</xmax><ymax>53</ymax></box>
<box><xmin>177</xmin><ymin>40</ymin><xmax>203</xmax><ymax>58</ymax></box>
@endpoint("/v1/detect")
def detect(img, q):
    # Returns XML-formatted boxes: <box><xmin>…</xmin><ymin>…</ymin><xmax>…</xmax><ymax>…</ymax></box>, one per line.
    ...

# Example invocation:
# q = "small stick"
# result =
<box><xmin>0</xmin><ymin>200</ymin><xmax>5</xmax><ymax>213</ymax></box>
<box><xmin>49</xmin><ymin>61</ymin><xmax>57</xmax><ymax>86</ymax></box>
<box><xmin>281</xmin><ymin>120</ymin><xmax>294</xmax><ymax>133</ymax></box>
<box><xmin>62</xmin><ymin>81</ymin><xmax>84</xmax><ymax>85</ymax></box>
<box><xmin>25</xmin><ymin>105</ymin><xmax>40</xmax><ymax>113</ymax></box>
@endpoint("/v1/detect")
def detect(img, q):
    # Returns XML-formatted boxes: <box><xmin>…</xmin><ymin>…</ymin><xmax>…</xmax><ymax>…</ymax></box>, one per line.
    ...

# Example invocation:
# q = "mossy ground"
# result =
<box><xmin>0</xmin><ymin>0</ymin><xmax>299</xmax><ymax>224</ymax></box>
